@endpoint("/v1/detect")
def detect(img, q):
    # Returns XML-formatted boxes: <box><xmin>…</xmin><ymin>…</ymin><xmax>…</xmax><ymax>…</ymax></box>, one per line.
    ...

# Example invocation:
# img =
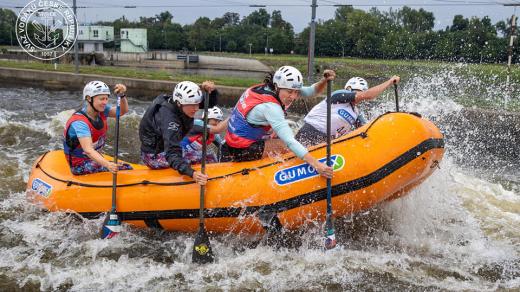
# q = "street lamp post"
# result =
<box><xmin>73</xmin><ymin>0</ymin><xmax>79</xmax><ymax>74</ymax></box>
<box><xmin>307</xmin><ymin>0</ymin><xmax>317</xmax><ymax>83</ymax></box>
<box><xmin>265</xmin><ymin>30</ymin><xmax>269</xmax><ymax>56</ymax></box>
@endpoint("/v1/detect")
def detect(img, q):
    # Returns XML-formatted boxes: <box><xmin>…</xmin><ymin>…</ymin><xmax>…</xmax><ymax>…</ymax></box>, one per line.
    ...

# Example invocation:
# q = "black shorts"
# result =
<box><xmin>220</xmin><ymin>140</ymin><xmax>265</xmax><ymax>162</ymax></box>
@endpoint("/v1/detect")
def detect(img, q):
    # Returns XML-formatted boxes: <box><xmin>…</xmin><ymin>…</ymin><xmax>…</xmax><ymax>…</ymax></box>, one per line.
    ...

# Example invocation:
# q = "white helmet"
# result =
<box><xmin>172</xmin><ymin>81</ymin><xmax>203</xmax><ymax>105</ymax></box>
<box><xmin>203</xmin><ymin>106</ymin><xmax>224</xmax><ymax>121</ymax></box>
<box><xmin>83</xmin><ymin>81</ymin><xmax>110</xmax><ymax>100</ymax></box>
<box><xmin>273</xmin><ymin>66</ymin><xmax>303</xmax><ymax>90</ymax></box>
<box><xmin>344</xmin><ymin>77</ymin><xmax>368</xmax><ymax>92</ymax></box>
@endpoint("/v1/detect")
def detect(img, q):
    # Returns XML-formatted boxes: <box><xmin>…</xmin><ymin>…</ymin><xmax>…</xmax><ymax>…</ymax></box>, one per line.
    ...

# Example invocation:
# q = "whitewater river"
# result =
<box><xmin>0</xmin><ymin>70</ymin><xmax>519</xmax><ymax>291</ymax></box>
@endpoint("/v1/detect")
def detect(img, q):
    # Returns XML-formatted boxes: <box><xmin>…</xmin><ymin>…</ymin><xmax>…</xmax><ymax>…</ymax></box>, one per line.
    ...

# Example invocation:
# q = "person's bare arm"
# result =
<box><xmin>77</xmin><ymin>136</ymin><xmax>118</xmax><ymax>173</ymax></box>
<box><xmin>355</xmin><ymin>76</ymin><xmax>400</xmax><ymax>103</ymax></box>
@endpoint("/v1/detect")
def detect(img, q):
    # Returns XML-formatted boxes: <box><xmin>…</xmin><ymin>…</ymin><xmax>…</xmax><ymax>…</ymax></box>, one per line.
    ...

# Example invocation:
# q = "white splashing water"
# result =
<box><xmin>0</xmin><ymin>68</ymin><xmax>519</xmax><ymax>290</ymax></box>
<box><xmin>1</xmin><ymin>160</ymin><xmax>518</xmax><ymax>290</ymax></box>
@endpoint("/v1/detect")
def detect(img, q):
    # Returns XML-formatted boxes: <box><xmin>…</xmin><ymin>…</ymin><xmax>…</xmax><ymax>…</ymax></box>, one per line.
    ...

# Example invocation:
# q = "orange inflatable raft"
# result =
<box><xmin>27</xmin><ymin>112</ymin><xmax>444</xmax><ymax>235</ymax></box>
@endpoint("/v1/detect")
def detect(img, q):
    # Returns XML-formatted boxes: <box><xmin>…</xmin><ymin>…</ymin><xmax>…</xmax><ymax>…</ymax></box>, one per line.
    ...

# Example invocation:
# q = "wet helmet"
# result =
<box><xmin>172</xmin><ymin>81</ymin><xmax>203</xmax><ymax>105</ymax></box>
<box><xmin>344</xmin><ymin>77</ymin><xmax>368</xmax><ymax>92</ymax></box>
<box><xmin>203</xmin><ymin>106</ymin><xmax>224</xmax><ymax>121</ymax></box>
<box><xmin>83</xmin><ymin>81</ymin><xmax>110</xmax><ymax>100</ymax></box>
<box><xmin>273</xmin><ymin>66</ymin><xmax>303</xmax><ymax>90</ymax></box>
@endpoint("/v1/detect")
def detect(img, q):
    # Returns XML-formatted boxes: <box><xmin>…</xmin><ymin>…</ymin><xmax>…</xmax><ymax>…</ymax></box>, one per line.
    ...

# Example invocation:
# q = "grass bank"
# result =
<box><xmin>206</xmin><ymin>52</ymin><xmax>520</xmax><ymax>111</ymax></box>
<box><xmin>0</xmin><ymin>59</ymin><xmax>258</xmax><ymax>88</ymax></box>
<box><xmin>206</xmin><ymin>52</ymin><xmax>520</xmax><ymax>82</ymax></box>
<box><xmin>1</xmin><ymin>55</ymin><xmax>519</xmax><ymax>111</ymax></box>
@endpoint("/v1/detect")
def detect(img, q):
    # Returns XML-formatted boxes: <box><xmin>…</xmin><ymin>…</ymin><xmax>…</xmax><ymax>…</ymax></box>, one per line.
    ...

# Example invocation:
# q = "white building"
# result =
<box><xmin>120</xmin><ymin>28</ymin><xmax>148</xmax><ymax>53</ymax></box>
<box><xmin>77</xmin><ymin>26</ymin><xmax>114</xmax><ymax>52</ymax></box>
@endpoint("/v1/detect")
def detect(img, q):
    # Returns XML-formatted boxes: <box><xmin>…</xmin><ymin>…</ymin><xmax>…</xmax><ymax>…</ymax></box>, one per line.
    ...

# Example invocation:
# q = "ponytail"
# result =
<box><xmin>263</xmin><ymin>72</ymin><xmax>276</xmax><ymax>91</ymax></box>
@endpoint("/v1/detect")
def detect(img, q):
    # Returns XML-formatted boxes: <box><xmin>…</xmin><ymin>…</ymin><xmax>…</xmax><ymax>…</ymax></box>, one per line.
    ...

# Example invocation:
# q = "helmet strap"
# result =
<box><xmin>86</xmin><ymin>96</ymin><xmax>100</xmax><ymax>113</ymax></box>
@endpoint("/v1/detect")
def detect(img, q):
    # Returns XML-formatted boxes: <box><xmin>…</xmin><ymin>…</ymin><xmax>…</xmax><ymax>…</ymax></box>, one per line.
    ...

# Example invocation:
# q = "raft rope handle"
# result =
<box><xmin>35</xmin><ymin>112</ymin><xmax>396</xmax><ymax>188</ymax></box>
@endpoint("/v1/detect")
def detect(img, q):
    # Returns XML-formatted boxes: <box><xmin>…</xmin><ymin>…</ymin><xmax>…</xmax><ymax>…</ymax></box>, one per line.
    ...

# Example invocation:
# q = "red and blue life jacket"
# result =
<box><xmin>63</xmin><ymin>111</ymin><xmax>107</xmax><ymax>166</ymax></box>
<box><xmin>181</xmin><ymin>131</ymin><xmax>216</xmax><ymax>152</ymax></box>
<box><xmin>225</xmin><ymin>84</ymin><xmax>284</xmax><ymax>148</ymax></box>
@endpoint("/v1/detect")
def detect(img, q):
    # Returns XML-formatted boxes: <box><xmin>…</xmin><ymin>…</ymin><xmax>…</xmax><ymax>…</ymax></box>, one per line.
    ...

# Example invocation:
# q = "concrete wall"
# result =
<box><xmin>0</xmin><ymin>67</ymin><xmax>245</xmax><ymax>105</ymax></box>
<box><xmin>82</xmin><ymin>42</ymin><xmax>104</xmax><ymax>53</ymax></box>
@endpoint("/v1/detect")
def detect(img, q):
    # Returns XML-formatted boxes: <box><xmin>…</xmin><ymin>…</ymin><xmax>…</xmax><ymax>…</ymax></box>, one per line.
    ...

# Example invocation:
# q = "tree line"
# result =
<box><xmin>0</xmin><ymin>6</ymin><xmax>518</xmax><ymax>63</ymax></box>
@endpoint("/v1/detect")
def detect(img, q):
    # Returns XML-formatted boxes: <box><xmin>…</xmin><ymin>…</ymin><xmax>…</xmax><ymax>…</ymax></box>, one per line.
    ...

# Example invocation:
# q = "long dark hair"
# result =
<box><xmin>262</xmin><ymin>72</ymin><xmax>286</xmax><ymax>111</ymax></box>
<box><xmin>263</xmin><ymin>72</ymin><xmax>276</xmax><ymax>91</ymax></box>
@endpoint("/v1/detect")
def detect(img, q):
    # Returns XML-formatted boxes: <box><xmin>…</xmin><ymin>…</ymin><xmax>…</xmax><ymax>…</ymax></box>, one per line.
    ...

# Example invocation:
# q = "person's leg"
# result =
<box><xmin>70</xmin><ymin>159</ymin><xmax>108</xmax><ymax>175</ymax></box>
<box><xmin>141</xmin><ymin>152</ymin><xmax>170</xmax><ymax>169</ymax></box>
<box><xmin>219</xmin><ymin>143</ymin><xmax>233</xmax><ymax>162</ymax></box>
<box><xmin>219</xmin><ymin>141</ymin><xmax>265</xmax><ymax>162</ymax></box>
<box><xmin>118</xmin><ymin>163</ymin><xmax>133</xmax><ymax>171</ymax></box>
<box><xmin>295</xmin><ymin>123</ymin><xmax>327</xmax><ymax>147</ymax></box>
<box><xmin>235</xmin><ymin>140</ymin><xmax>265</xmax><ymax>161</ymax></box>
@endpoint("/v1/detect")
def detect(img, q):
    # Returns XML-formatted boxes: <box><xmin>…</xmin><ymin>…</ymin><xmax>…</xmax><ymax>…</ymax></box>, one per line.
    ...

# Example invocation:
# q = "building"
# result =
<box><xmin>120</xmin><ymin>28</ymin><xmax>148</xmax><ymax>53</ymax></box>
<box><xmin>77</xmin><ymin>26</ymin><xmax>114</xmax><ymax>52</ymax></box>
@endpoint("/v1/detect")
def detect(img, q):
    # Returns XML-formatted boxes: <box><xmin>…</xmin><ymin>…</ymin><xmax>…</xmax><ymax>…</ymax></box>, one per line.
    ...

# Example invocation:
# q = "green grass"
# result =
<box><xmin>204</xmin><ymin>51</ymin><xmax>520</xmax><ymax>82</ymax></box>
<box><xmin>204</xmin><ymin>52</ymin><xmax>520</xmax><ymax>111</ymax></box>
<box><xmin>1</xmin><ymin>55</ymin><xmax>519</xmax><ymax>111</ymax></box>
<box><xmin>0</xmin><ymin>60</ymin><xmax>257</xmax><ymax>87</ymax></box>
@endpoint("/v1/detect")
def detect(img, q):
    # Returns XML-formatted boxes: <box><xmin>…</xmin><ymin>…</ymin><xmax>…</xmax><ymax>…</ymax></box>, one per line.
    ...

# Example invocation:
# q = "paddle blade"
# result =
<box><xmin>324</xmin><ymin>228</ymin><xmax>337</xmax><ymax>250</ymax></box>
<box><xmin>192</xmin><ymin>228</ymin><xmax>214</xmax><ymax>264</ymax></box>
<box><xmin>101</xmin><ymin>212</ymin><xmax>121</xmax><ymax>239</ymax></box>
<box><xmin>324</xmin><ymin>216</ymin><xmax>336</xmax><ymax>250</ymax></box>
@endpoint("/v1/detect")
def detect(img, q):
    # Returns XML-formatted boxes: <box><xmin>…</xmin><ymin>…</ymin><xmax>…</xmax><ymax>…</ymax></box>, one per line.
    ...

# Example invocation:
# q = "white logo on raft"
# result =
<box><xmin>30</xmin><ymin>178</ymin><xmax>53</xmax><ymax>197</ymax></box>
<box><xmin>274</xmin><ymin>155</ymin><xmax>345</xmax><ymax>186</ymax></box>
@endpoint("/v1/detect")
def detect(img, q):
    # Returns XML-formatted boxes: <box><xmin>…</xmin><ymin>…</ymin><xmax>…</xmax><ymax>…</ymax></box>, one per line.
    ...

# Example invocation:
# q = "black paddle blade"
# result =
<box><xmin>192</xmin><ymin>228</ymin><xmax>214</xmax><ymax>264</ymax></box>
<box><xmin>100</xmin><ymin>212</ymin><xmax>121</xmax><ymax>239</ymax></box>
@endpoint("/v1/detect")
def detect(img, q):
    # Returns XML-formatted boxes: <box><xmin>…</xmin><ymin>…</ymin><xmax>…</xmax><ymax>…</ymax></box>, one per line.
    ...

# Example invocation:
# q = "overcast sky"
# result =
<box><xmin>2</xmin><ymin>0</ymin><xmax>519</xmax><ymax>32</ymax></box>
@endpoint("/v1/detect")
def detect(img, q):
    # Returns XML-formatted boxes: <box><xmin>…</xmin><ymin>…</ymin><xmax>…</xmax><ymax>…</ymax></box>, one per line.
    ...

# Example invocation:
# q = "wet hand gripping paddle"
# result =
<box><xmin>394</xmin><ymin>80</ymin><xmax>399</xmax><ymax>112</ymax></box>
<box><xmin>101</xmin><ymin>93</ymin><xmax>122</xmax><ymax>239</ymax></box>
<box><xmin>192</xmin><ymin>91</ymin><xmax>215</xmax><ymax>264</ymax></box>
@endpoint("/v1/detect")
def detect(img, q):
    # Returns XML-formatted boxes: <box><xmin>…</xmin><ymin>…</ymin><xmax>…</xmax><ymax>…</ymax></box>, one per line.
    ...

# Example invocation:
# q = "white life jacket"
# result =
<box><xmin>304</xmin><ymin>99</ymin><xmax>359</xmax><ymax>138</ymax></box>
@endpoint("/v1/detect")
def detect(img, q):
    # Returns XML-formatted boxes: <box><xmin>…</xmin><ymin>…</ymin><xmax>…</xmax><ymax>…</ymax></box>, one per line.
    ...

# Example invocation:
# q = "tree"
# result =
<box><xmin>397</xmin><ymin>6</ymin><xmax>434</xmax><ymax>33</ymax></box>
<box><xmin>0</xmin><ymin>9</ymin><xmax>17</xmax><ymax>45</ymax></box>
<box><xmin>157</xmin><ymin>11</ymin><xmax>173</xmax><ymax>25</ymax></box>
<box><xmin>451</xmin><ymin>15</ymin><xmax>469</xmax><ymax>31</ymax></box>
<box><xmin>186</xmin><ymin>17</ymin><xmax>214</xmax><ymax>51</ymax></box>
<box><xmin>243</xmin><ymin>9</ymin><xmax>270</xmax><ymax>27</ymax></box>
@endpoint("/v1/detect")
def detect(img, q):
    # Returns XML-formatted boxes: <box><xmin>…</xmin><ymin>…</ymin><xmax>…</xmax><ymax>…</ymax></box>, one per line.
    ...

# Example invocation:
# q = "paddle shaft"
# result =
<box><xmin>110</xmin><ymin>95</ymin><xmax>121</xmax><ymax>213</ymax></box>
<box><xmin>199</xmin><ymin>91</ymin><xmax>210</xmax><ymax>227</ymax></box>
<box><xmin>325</xmin><ymin>79</ymin><xmax>333</xmax><ymax>229</ymax></box>
<box><xmin>394</xmin><ymin>81</ymin><xmax>399</xmax><ymax>112</ymax></box>
<box><xmin>191</xmin><ymin>91</ymin><xmax>215</xmax><ymax>263</ymax></box>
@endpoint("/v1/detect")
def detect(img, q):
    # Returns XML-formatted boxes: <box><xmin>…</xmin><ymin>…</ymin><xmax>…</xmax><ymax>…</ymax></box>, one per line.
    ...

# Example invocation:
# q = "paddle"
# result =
<box><xmin>324</xmin><ymin>79</ymin><xmax>337</xmax><ymax>250</ymax></box>
<box><xmin>192</xmin><ymin>91</ymin><xmax>215</xmax><ymax>264</ymax></box>
<box><xmin>101</xmin><ymin>93</ymin><xmax>122</xmax><ymax>239</ymax></box>
<box><xmin>394</xmin><ymin>80</ymin><xmax>399</xmax><ymax>112</ymax></box>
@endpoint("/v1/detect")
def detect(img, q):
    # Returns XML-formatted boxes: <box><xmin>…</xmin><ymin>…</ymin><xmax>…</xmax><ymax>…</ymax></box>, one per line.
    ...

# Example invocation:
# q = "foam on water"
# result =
<box><xmin>0</xmin><ymin>68</ymin><xmax>519</xmax><ymax>290</ymax></box>
<box><xmin>1</xmin><ymin>162</ymin><xmax>518</xmax><ymax>290</ymax></box>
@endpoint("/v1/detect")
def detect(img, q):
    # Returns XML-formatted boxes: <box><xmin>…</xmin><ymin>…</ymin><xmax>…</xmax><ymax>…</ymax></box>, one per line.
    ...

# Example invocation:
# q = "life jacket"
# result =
<box><xmin>304</xmin><ymin>97</ymin><xmax>361</xmax><ymax>138</ymax></box>
<box><xmin>63</xmin><ymin>110</ymin><xmax>107</xmax><ymax>167</ymax></box>
<box><xmin>225</xmin><ymin>84</ymin><xmax>285</xmax><ymax>148</ymax></box>
<box><xmin>181</xmin><ymin>131</ymin><xmax>216</xmax><ymax>153</ymax></box>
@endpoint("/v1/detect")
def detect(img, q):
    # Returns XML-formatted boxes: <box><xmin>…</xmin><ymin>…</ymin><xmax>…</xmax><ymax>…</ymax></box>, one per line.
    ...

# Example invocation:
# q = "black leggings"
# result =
<box><xmin>294</xmin><ymin>123</ymin><xmax>327</xmax><ymax>148</ymax></box>
<box><xmin>220</xmin><ymin>140</ymin><xmax>265</xmax><ymax>162</ymax></box>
